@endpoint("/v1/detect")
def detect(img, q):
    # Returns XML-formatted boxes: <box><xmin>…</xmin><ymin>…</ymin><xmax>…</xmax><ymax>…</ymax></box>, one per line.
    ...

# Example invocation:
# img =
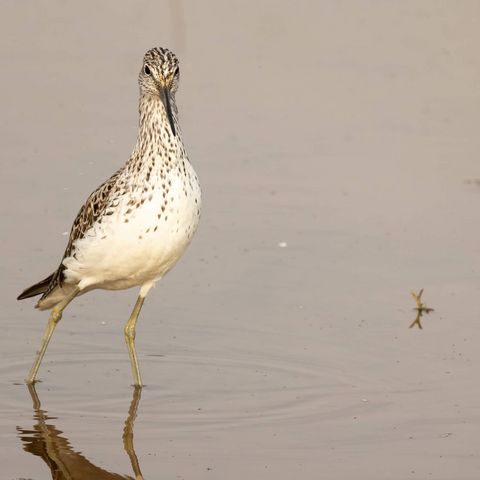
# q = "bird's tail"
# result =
<box><xmin>17</xmin><ymin>273</ymin><xmax>55</xmax><ymax>301</ymax></box>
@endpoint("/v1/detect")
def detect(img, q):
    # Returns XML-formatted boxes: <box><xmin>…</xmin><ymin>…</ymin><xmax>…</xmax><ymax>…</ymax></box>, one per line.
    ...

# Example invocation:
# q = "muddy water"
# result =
<box><xmin>2</xmin><ymin>1</ymin><xmax>480</xmax><ymax>479</ymax></box>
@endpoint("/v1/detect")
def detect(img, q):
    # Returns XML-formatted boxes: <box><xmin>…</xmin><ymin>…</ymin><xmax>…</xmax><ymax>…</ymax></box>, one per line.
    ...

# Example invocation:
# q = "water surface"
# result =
<box><xmin>1</xmin><ymin>1</ymin><xmax>480</xmax><ymax>478</ymax></box>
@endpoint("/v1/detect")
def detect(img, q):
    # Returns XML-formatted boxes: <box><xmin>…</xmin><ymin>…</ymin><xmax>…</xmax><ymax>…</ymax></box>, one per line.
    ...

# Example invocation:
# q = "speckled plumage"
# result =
<box><xmin>18</xmin><ymin>47</ymin><xmax>201</xmax><ymax>385</ymax></box>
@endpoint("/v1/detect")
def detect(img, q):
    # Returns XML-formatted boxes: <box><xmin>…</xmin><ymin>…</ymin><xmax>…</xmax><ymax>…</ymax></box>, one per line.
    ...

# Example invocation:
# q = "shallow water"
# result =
<box><xmin>2</xmin><ymin>1</ymin><xmax>480</xmax><ymax>478</ymax></box>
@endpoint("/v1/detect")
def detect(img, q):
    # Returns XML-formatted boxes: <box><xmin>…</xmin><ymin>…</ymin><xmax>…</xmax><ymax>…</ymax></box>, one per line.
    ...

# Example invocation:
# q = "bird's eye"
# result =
<box><xmin>144</xmin><ymin>65</ymin><xmax>151</xmax><ymax>75</ymax></box>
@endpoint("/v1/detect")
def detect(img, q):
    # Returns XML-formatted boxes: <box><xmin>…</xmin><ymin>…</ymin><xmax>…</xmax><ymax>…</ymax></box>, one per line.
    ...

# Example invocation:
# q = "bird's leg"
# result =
<box><xmin>25</xmin><ymin>287</ymin><xmax>80</xmax><ymax>384</ymax></box>
<box><xmin>124</xmin><ymin>285</ymin><xmax>152</xmax><ymax>387</ymax></box>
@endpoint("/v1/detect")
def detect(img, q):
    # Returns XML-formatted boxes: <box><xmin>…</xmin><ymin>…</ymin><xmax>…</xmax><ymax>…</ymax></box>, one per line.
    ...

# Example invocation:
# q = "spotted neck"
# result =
<box><xmin>132</xmin><ymin>93</ymin><xmax>182</xmax><ymax>160</ymax></box>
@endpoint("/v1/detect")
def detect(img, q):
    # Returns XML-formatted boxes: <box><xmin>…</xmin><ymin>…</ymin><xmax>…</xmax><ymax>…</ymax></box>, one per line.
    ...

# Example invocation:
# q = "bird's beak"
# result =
<box><xmin>159</xmin><ymin>85</ymin><xmax>176</xmax><ymax>136</ymax></box>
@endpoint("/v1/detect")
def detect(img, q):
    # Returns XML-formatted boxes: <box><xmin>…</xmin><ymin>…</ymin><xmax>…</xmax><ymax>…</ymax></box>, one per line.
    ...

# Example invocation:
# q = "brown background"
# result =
<box><xmin>1</xmin><ymin>1</ymin><xmax>480</xmax><ymax>478</ymax></box>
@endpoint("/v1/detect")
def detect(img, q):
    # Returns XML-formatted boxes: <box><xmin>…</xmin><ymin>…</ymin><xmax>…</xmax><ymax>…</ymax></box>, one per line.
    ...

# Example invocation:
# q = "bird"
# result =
<box><xmin>17</xmin><ymin>47</ymin><xmax>201</xmax><ymax>387</ymax></box>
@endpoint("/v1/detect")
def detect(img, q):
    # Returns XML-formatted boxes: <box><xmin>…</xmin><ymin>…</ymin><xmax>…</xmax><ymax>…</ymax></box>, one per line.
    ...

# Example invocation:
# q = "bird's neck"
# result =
<box><xmin>132</xmin><ymin>94</ymin><xmax>182</xmax><ymax>159</ymax></box>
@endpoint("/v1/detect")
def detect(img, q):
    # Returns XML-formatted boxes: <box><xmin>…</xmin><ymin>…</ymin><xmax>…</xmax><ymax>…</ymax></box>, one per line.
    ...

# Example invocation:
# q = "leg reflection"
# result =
<box><xmin>18</xmin><ymin>384</ymin><xmax>144</xmax><ymax>479</ymax></box>
<box><xmin>123</xmin><ymin>386</ymin><xmax>143</xmax><ymax>479</ymax></box>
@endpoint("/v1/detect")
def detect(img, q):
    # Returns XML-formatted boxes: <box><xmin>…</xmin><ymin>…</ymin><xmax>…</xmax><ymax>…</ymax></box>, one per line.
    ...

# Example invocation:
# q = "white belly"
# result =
<box><xmin>62</xmin><ymin>170</ymin><xmax>201</xmax><ymax>291</ymax></box>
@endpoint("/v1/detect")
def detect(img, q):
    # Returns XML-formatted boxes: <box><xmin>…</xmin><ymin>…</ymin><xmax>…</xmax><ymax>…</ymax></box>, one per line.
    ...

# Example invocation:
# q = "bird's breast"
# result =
<box><xmin>63</xmin><ymin>161</ymin><xmax>201</xmax><ymax>290</ymax></box>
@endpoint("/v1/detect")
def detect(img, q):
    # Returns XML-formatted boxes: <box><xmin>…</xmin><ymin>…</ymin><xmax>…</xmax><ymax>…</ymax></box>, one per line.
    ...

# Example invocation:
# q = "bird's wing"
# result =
<box><xmin>40</xmin><ymin>166</ymin><xmax>127</xmax><ymax>298</ymax></box>
<box><xmin>62</xmin><ymin>166</ymin><xmax>126</xmax><ymax>261</ymax></box>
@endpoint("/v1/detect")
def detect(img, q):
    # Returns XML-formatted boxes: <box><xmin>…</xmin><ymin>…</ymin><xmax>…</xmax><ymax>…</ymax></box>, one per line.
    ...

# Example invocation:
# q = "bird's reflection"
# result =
<box><xmin>17</xmin><ymin>384</ymin><xmax>143</xmax><ymax>479</ymax></box>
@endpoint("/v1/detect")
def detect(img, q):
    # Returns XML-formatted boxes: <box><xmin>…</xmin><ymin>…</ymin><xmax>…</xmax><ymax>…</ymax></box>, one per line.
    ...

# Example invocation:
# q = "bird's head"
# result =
<box><xmin>139</xmin><ymin>47</ymin><xmax>180</xmax><ymax>135</ymax></box>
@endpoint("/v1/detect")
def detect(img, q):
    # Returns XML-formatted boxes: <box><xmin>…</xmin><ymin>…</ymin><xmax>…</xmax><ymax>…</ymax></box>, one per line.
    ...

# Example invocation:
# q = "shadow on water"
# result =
<box><xmin>17</xmin><ymin>385</ymin><xmax>144</xmax><ymax>480</ymax></box>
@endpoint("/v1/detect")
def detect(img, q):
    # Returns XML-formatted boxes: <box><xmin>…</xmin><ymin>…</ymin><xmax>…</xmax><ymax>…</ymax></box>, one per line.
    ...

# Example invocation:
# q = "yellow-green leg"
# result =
<box><xmin>124</xmin><ymin>294</ymin><xmax>148</xmax><ymax>386</ymax></box>
<box><xmin>25</xmin><ymin>287</ymin><xmax>80</xmax><ymax>384</ymax></box>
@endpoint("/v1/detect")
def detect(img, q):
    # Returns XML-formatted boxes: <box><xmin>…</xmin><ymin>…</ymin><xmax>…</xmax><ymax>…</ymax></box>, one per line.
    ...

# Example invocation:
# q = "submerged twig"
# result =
<box><xmin>409</xmin><ymin>289</ymin><xmax>434</xmax><ymax>329</ymax></box>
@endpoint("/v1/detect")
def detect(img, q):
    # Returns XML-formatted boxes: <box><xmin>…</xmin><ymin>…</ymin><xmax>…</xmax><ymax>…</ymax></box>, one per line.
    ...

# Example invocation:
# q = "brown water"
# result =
<box><xmin>2</xmin><ymin>1</ymin><xmax>480</xmax><ymax>478</ymax></box>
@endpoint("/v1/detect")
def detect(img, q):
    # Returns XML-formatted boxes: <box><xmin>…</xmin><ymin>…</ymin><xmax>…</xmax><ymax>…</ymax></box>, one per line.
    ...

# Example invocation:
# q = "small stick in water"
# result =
<box><xmin>409</xmin><ymin>289</ymin><xmax>434</xmax><ymax>329</ymax></box>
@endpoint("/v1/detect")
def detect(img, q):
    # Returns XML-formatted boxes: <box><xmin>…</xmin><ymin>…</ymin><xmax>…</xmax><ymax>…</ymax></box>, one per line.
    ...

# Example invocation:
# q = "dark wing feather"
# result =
<box><xmin>17</xmin><ymin>273</ymin><xmax>55</xmax><ymax>300</ymax></box>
